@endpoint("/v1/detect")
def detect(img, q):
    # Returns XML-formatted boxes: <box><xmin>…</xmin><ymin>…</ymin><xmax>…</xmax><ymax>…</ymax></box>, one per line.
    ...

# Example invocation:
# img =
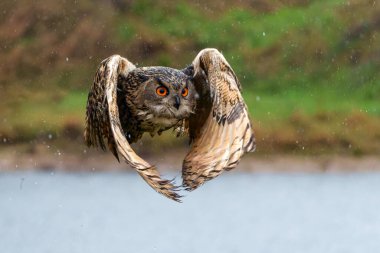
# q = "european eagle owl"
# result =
<box><xmin>84</xmin><ymin>48</ymin><xmax>256</xmax><ymax>202</ymax></box>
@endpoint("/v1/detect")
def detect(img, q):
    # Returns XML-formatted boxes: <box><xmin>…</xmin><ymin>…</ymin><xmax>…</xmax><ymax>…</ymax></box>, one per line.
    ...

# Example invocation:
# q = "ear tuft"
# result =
<box><xmin>181</xmin><ymin>65</ymin><xmax>194</xmax><ymax>77</ymax></box>
<box><xmin>137</xmin><ymin>73</ymin><xmax>149</xmax><ymax>83</ymax></box>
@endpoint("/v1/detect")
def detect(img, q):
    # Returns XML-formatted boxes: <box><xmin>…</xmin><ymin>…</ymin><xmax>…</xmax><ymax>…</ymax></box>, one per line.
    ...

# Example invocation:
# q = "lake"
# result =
<box><xmin>1</xmin><ymin>171</ymin><xmax>380</xmax><ymax>253</ymax></box>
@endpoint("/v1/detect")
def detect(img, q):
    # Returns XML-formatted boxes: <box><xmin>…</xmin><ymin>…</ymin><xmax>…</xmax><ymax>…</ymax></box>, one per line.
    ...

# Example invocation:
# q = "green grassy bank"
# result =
<box><xmin>0</xmin><ymin>0</ymin><xmax>379</xmax><ymax>154</ymax></box>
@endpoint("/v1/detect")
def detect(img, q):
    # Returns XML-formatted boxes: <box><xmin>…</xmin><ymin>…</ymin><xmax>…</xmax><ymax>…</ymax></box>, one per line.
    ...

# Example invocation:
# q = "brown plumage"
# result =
<box><xmin>182</xmin><ymin>49</ymin><xmax>256</xmax><ymax>190</ymax></box>
<box><xmin>84</xmin><ymin>48</ymin><xmax>255</xmax><ymax>202</ymax></box>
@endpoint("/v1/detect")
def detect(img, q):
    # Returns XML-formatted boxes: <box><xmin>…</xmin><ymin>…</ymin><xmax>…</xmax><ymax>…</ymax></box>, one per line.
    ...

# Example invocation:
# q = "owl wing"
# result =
<box><xmin>84</xmin><ymin>55</ymin><xmax>182</xmax><ymax>202</ymax></box>
<box><xmin>182</xmin><ymin>48</ymin><xmax>256</xmax><ymax>191</ymax></box>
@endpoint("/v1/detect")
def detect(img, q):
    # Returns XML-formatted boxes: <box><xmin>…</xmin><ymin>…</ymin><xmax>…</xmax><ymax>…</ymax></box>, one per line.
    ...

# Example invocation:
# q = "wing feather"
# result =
<box><xmin>182</xmin><ymin>48</ymin><xmax>256</xmax><ymax>190</ymax></box>
<box><xmin>84</xmin><ymin>55</ymin><xmax>182</xmax><ymax>202</ymax></box>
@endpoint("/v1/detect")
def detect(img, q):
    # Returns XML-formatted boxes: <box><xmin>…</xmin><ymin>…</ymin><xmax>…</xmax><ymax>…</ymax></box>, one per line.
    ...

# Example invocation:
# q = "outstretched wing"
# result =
<box><xmin>182</xmin><ymin>48</ymin><xmax>256</xmax><ymax>191</ymax></box>
<box><xmin>84</xmin><ymin>55</ymin><xmax>181</xmax><ymax>202</ymax></box>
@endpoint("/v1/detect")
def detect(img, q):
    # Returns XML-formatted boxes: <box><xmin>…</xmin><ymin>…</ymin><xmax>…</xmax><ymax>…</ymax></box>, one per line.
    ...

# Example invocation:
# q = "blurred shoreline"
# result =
<box><xmin>1</xmin><ymin>143</ymin><xmax>379</xmax><ymax>172</ymax></box>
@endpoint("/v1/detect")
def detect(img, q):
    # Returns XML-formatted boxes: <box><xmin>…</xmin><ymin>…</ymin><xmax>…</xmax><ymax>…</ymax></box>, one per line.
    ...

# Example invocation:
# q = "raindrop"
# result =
<box><xmin>256</xmin><ymin>96</ymin><xmax>261</xmax><ymax>101</ymax></box>
<box><xmin>3</xmin><ymin>138</ymin><xmax>7</xmax><ymax>143</ymax></box>
<box><xmin>19</xmin><ymin>178</ymin><xmax>24</xmax><ymax>190</ymax></box>
<box><xmin>66</xmin><ymin>57</ymin><xmax>69</xmax><ymax>62</ymax></box>
<box><xmin>262</xmin><ymin>32</ymin><xmax>266</xmax><ymax>36</ymax></box>
<box><xmin>48</xmin><ymin>134</ymin><xmax>53</xmax><ymax>139</ymax></box>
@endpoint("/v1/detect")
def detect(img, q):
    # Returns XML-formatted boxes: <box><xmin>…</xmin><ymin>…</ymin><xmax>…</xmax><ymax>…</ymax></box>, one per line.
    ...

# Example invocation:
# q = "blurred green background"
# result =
<box><xmin>0</xmin><ymin>0</ymin><xmax>379</xmax><ymax>155</ymax></box>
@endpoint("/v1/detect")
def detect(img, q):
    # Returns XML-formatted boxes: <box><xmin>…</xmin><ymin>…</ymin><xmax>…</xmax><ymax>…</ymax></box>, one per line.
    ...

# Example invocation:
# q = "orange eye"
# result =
<box><xmin>181</xmin><ymin>87</ymin><xmax>189</xmax><ymax>97</ymax></box>
<box><xmin>156</xmin><ymin>86</ymin><xmax>168</xmax><ymax>96</ymax></box>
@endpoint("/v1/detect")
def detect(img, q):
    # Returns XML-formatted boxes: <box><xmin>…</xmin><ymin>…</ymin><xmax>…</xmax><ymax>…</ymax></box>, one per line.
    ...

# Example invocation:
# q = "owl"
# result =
<box><xmin>84</xmin><ymin>48</ymin><xmax>256</xmax><ymax>202</ymax></box>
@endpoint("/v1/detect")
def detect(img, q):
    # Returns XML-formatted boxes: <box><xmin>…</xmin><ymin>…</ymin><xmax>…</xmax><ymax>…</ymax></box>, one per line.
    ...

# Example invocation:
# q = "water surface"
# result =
<box><xmin>1</xmin><ymin>171</ymin><xmax>380</xmax><ymax>253</ymax></box>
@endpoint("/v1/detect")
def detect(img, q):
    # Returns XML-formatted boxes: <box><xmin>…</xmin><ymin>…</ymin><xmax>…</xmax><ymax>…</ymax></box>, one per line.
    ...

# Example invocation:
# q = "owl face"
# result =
<box><xmin>138</xmin><ymin>68</ymin><xmax>197</xmax><ymax>120</ymax></box>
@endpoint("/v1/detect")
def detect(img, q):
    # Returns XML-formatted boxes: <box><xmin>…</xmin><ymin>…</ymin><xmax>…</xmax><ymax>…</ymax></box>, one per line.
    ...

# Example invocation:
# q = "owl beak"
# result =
<box><xmin>173</xmin><ymin>95</ymin><xmax>180</xmax><ymax>110</ymax></box>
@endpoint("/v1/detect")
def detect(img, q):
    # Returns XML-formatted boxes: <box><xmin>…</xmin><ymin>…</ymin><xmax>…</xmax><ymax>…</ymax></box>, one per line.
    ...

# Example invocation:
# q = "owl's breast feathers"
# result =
<box><xmin>134</xmin><ymin>107</ymin><xmax>181</xmax><ymax>136</ymax></box>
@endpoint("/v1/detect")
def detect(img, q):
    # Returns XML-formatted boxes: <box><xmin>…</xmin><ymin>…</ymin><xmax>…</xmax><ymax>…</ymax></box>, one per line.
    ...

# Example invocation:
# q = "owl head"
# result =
<box><xmin>134</xmin><ymin>67</ymin><xmax>198</xmax><ymax>120</ymax></box>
